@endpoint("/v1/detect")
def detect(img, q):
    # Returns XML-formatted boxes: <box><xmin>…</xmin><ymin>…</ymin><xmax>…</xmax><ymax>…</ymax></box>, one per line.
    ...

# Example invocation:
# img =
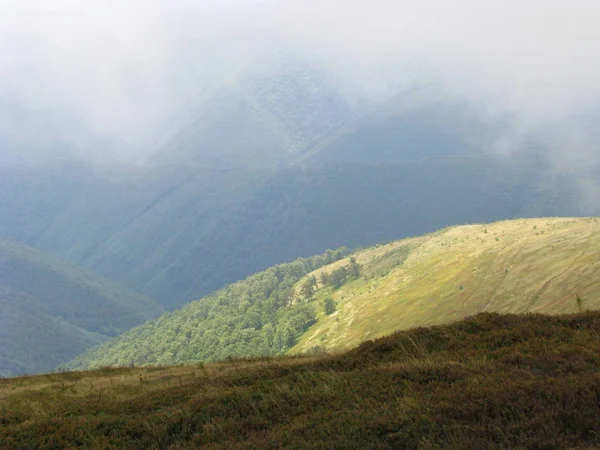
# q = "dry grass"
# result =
<box><xmin>292</xmin><ymin>217</ymin><xmax>600</xmax><ymax>353</ymax></box>
<box><xmin>2</xmin><ymin>311</ymin><xmax>600</xmax><ymax>449</ymax></box>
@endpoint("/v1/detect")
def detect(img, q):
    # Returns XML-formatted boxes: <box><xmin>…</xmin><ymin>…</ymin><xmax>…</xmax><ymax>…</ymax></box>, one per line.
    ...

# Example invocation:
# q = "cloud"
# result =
<box><xmin>0</xmin><ymin>0</ymin><xmax>599</xmax><ymax>163</ymax></box>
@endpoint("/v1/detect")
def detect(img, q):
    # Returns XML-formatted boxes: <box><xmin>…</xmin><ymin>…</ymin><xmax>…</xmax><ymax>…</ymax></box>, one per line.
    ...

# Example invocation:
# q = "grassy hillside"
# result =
<box><xmin>0</xmin><ymin>240</ymin><xmax>164</xmax><ymax>377</ymax></box>
<box><xmin>72</xmin><ymin>217</ymin><xmax>600</xmax><ymax>371</ymax></box>
<box><xmin>3</xmin><ymin>312</ymin><xmax>600</xmax><ymax>448</ymax></box>
<box><xmin>291</xmin><ymin>217</ymin><xmax>600</xmax><ymax>353</ymax></box>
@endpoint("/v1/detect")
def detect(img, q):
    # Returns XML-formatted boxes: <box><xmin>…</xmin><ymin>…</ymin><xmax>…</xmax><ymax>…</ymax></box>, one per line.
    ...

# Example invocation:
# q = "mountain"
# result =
<box><xmin>0</xmin><ymin>240</ymin><xmax>164</xmax><ymax>377</ymax></box>
<box><xmin>148</xmin><ymin>58</ymin><xmax>357</xmax><ymax>169</ymax></box>
<box><xmin>70</xmin><ymin>217</ymin><xmax>600</xmax><ymax>370</ymax></box>
<box><xmin>294</xmin><ymin>85</ymin><xmax>508</xmax><ymax>165</ymax></box>
<box><xmin>4</xmin><ymin>311</ymin><xmax>600</xmax><ymax>448</ymax></box>
<box><xmin>0</xmin><ymin>61</ymin><xmax>590</xmax><ymax>310</ymax></box>
<box><xmin>0</xmin><ymin>154</ymin><xmax>582</xmax><ymax>310</ymax></box>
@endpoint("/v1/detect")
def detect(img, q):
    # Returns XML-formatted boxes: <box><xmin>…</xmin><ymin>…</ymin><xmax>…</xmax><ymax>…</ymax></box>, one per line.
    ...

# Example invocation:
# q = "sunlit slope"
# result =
<box><xmin>72</xmin><ymin>217</ymin><xmax>600</xmax><ymax>371</ymax></box>
<box><xmin>291</xmin><ymin>217</ymin><xmax>600</xmax><ymax>353</ymax></box>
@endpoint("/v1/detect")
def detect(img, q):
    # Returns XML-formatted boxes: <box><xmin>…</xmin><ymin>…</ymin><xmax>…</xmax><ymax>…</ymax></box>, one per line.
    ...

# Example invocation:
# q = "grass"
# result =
<box><xmin>292</xmin><ymin>217</ymin><xmax>600</xmax><ymax>354</ymax></box>
<box><xmin>2</xmin><ymin>311</ymin><xmax>600</xmax><ymax>448</ymax></box>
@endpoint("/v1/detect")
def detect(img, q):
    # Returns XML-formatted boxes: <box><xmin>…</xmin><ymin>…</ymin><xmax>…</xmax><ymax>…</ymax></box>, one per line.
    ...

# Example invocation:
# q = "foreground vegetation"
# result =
<box><xmin>3</xmin><ymin>311</ymin><xmax>600</xmax><ymax>448</ymax></box>
<box><xmin>73</xmin><ymin>217</ymin><xmax>600</xmax><ymax>370</ymax></box>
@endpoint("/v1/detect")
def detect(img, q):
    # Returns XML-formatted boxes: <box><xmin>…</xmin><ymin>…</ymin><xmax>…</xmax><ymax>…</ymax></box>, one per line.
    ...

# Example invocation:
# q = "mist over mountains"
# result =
<box><xmin>0</xmin><ymin>75</ymin><xmax>585</xmax><ymax>310</ymax></box>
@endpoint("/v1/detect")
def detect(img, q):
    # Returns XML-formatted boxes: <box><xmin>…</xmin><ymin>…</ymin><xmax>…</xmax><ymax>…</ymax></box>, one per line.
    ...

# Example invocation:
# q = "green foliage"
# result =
<box><xmin>348</xmin><ymin>257</ymin><xmax>360</xmax><ymax>278</ymax></box>
<box><xmin>323</xmin><ymin>297</ymin><xmax>337</xmax><ymax>315</ymax></box>
<box><xmin>329</xmin><ymin>266</ymin><xmax>348</xmax><ymax>288</ymax></box>
<box><xmin>70</xmin><ymin>249</ymin><xmax>349</xmax><ymax>370</ymax></box>
<box><xmin>327</xmin><ymin>258</ymin><xmax>361</xmax><ymax>289</ymax></box>
<box><xmin>3</xmin><ymin>312</ymin><xmax>600</xmax><ymax>448</ymax></box>
<box><xmin>300</xmin><ymin>276</ymin><xmax>317</xmax><ymax>299</ymax></box>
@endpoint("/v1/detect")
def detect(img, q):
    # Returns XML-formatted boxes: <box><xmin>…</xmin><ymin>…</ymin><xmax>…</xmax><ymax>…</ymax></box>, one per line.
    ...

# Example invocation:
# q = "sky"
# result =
<box><xmin>0</xmin><ymin>0</ymin><xmax>599</xmax><ymax>170</ymax></box>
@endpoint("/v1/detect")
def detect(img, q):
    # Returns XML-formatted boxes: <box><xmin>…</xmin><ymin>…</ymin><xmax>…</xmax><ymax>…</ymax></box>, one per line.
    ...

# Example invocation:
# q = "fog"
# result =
<box><xmin>1</xmin><ymin>0</ymin><xmax>599</xmax><ymax>170</ymax></box>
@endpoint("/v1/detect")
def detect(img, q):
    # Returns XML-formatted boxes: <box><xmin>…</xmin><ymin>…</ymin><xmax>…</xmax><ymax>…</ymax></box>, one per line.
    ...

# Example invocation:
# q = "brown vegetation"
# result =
<box><xmin>2</xmin><ymin>311</ymin><xmax>600</xmax><ymax>448</ymax></box>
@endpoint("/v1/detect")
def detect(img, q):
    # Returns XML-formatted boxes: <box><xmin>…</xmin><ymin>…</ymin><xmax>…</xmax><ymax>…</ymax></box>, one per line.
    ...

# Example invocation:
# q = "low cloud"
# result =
<box><xmin>0</xmin><ymin>0</ymin><xmax>599</xmax><ymax>166</ymax></box>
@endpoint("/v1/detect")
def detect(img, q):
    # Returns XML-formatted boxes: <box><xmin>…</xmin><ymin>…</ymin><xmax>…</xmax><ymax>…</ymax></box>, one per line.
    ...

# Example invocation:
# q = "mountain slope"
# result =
<box><xmin>70</xmin><ymin>248</ymin><xmax>351</xmax><ymax>369</ymax></box>
<box><xmin>0</xmin><ymin>154</ymin><xmax>582</xmax><ymax>309</ymax></box>
<box><xmin>295</xmin><ymin>86</ymin><xmax>506</xmax><ymax>165</ymax></box>
<box><xmin>71</xmin><ymin>217</ymin><xmax>600</xmax><ymax>370</ymax></box>
<box><xmin>149</xmin><ymin>58</ymin><xmax>356</xmax><ymax>169</ymax></box>
<box><xmin>0</xmin><ymin>240</ymin><xmax>164</xmax><ymax>376</ymax></box>
<box><xmin>292</xmin><ymin>216</ymin><xmax>600</xmax><ymax>353</ymax></box>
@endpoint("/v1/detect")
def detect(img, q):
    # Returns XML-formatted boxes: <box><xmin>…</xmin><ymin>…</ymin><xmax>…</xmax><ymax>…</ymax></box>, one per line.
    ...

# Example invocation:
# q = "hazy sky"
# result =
<box><xmin>1</xmin><ymin>1</ymin><xmax>599</xmax><ymax>164</ymax></box>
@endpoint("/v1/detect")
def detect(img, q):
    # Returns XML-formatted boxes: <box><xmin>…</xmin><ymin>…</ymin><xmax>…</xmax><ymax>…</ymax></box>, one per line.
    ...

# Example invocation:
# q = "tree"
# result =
<box><xmin>300</xmin><ymin>278</ymin><xmax>316</xmax><ymax>299</ymax></box>
<box><xmin>323</xmin><ymin>297</ymin><xmax>337</xmax><ymax>315</ymax></box>
<box><xmin>329</xmin><ymin>266</ymin><xmax>348</xmax><ymax>288</ymax></box>
<box><xmin>349</xmin><ymin>257</ymin><xmax>360</xmax><ymax>278</ymax></box>
<box><xmin>320</xmin><ymin>271</ymin><xmax>330</xmax><ymax>287</ymax></box>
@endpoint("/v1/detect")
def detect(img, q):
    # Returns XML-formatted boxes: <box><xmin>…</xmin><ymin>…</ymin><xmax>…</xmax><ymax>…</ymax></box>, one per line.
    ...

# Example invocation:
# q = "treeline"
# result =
<box><xmin>300</xmin><ymin>257</ymin><xmax>361</xmax><ymax>300</ymax></box>
<box><xmin>70</xmin><ymin>248</ymin><xmax>350</xmax><ymax>369</ymax></box>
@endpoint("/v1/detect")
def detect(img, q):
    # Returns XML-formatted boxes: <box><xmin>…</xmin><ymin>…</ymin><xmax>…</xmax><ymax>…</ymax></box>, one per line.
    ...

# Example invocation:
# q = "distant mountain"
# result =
<box><xmin>295</xmin><ymin>86</ymin><xmax>510</xmax><ymax>165</ymax></box>
<box><xmin>0</xmin><ymin>240</ymin><xmax>163</xmax><ymax>377</ymax></box>
<box><xmin>0</xmin><ymin>151</ymin><xmax>581</xmax><ymax>310</ymax></box>
<box><xmin>148</xmin><ymin>57</ymin><xmax>357</xmax><ymax>169</ymax></box>
<box><xmin>70</xmin><ymin>217</ymin><xmax>600</xmax><ymax>370</ymax></box>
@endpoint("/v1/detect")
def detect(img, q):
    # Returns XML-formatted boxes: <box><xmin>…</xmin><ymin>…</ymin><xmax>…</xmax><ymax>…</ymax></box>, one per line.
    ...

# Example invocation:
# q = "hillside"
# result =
<box><xmin>4</xmin><ymin>312</ymin><xmax>600</xmax><ymax>448</ymax></box>
<box><xmin>294</xmin><ymin>86</ymin><xmax>504</xmax><ymax>165</ymax></box>
<box><xmin>71</xmin><ymin>217</ymin><xmax>600</xmax><ymax>370</ymax></box>
<box><xmin>0</xmin><ymin>154</ymin><xmax>581</xmax><ymax>310</ymax></box>
<box><xmin>292</xmin><ymin>217</ymin><xmax>600</xmax><ymax>353</ymax></box>
<box><xmin>70</xmin><ymin>248</ymin><xmax>351</xmax><ymax>369</ymax></box>
<box><xmin>0</xmin><ymin>240</ymin><xmax>164</xmax><ymax>377</ymax></box>
<box><xmin>149</xmin><ymin>58</ymin><xmax>356</xmax><ymax>169</ymax></box>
